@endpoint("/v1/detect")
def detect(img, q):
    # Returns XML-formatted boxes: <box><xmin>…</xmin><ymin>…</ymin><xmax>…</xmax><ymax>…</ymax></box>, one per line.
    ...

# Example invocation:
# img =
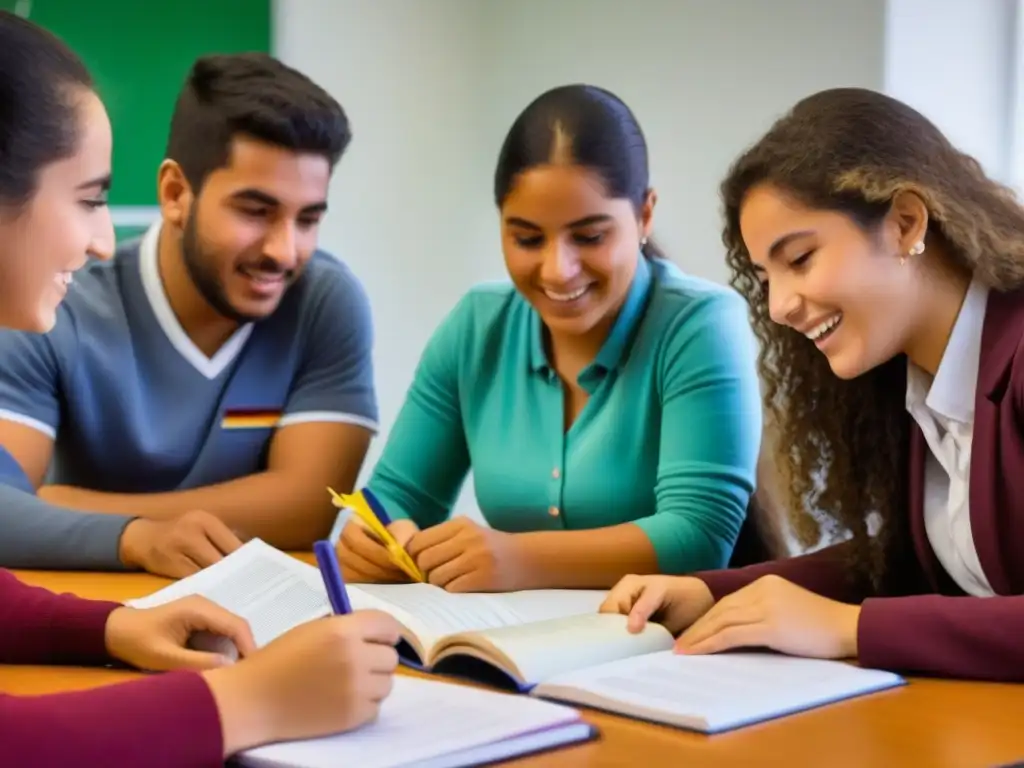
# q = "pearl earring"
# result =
<box><xmin>640</xmin><ymin>237</ymin><xmax>648</xmax><ymax>247</ymax></box>
<box><xmin>901</xmin><ymin>240</ymin><xmax>925</xmax><ymax>265</ymax></box>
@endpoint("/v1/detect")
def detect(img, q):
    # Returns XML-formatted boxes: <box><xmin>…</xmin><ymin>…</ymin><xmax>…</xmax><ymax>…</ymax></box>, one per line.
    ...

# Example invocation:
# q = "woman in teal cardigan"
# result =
<box><xmin>337</xmin><ymin>84</ymin><xmax>763</xmax><ymax>591</ymax></box>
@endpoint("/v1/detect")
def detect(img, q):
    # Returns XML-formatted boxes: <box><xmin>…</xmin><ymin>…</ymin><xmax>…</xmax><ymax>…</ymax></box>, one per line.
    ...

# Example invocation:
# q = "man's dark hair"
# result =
<box><xmin>0</xmin><ymin>11</ymin><xmax>94</xmax><ymax>210</ymax></box>
<box><xmin>165</xmin><ymin>52</ymin><xmax>351</xmax><ymax>190</ymax></box>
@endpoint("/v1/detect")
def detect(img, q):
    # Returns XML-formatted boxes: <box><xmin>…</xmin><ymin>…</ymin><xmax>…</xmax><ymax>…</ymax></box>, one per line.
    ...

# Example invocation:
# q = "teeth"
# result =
<box><xmin>242</xmin><ymin>270</ymin><xmax>283</xmax><ymax>284</ymax></box>
<box><xmin>543</xmin><ymin>285</ymin><xmax>589</xmax><ymax>302</ymax></box>
<box><xmin>806</xmin><ymin>314</ymin><xmax>841</xmax><ymax>340</ymax></box>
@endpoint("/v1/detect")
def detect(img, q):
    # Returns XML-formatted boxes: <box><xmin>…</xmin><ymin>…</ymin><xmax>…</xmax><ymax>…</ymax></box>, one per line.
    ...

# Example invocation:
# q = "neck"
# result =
<box><xmin>157</xmin><ymin>225</ymin><xmax>240</xmax><ymax>357</ymax></box>
<box><xmin>903</xmin><ymin>253</ymin><xmax>973</xmax><ymax>376</ymax></box>
<box><xmin>546</xmin><ymin>312</ymin><xmax>615</xmax><ymax>379</ymax></box>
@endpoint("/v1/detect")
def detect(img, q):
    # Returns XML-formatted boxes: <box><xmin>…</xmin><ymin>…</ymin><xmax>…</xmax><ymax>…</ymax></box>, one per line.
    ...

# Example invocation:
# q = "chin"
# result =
<box><xmin>824</xmin><ymin>351</ymin><xmax>873</xmax><ymax>381</ymax></box>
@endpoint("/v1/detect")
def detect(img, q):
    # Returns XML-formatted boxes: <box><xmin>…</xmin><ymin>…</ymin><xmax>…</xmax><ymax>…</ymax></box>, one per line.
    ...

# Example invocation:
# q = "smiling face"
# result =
<box><xmin>500</xmin><ymin>163</ymin><xmax>653</xmax><ymax>339</ymax></box>
<box><xmin>163</xmin><ymin>135</ymin><xmax>331</xmax><ymax>323</ymax></box>
<box><xmin>739</xmin><ymin>182</ymin><xmax>923</xmax><ymax>379</ymax></box>
<box><xmin>0</xmin><ymin>90</ymin><xmax>114</xmax><ymax>332</ymax></box>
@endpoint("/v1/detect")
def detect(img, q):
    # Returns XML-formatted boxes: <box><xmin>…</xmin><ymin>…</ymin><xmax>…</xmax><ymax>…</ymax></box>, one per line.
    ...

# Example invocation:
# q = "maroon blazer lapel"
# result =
<box><xmin>967</xmin><ymin>287</ymin><xmax>1024</xmax><ymax>595</ymax></box>
<box><xmin>907</xmin><ymin>287</ymin><xmax>1024</xmax><ymax>597</ymax></box>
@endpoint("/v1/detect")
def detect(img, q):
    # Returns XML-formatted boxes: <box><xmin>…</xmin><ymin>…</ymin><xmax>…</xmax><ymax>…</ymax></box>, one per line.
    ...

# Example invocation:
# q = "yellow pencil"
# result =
<box><xmin>328</xmin><ymin>487</ymin><xmax>425</xmax><ymax>582</ymax></box>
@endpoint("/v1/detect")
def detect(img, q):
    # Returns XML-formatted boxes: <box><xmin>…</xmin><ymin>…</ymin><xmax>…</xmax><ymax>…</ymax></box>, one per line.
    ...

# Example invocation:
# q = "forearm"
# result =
<box><xmin>0</xmin><ymin>672</ymin><xmax>224</xmax><ymax>767</ymax></box>
<box><xmin>515</xmin><ymin>523</ymin><xmax>659</xmax><ymax>589</ymax></box>
<box><xmin>857</xmin><ymin>594</ymin><xmax>1024</xmax><ymax>682</ymax></box>
<box><xmin>42</xmin><ymin>471</ymin><xmax>335</xmax><ymax>549</ymax></box>
<box><xmin>0</xmin><ymin>570</ymin><xmax>118</xmax><ymax>664</ymax></box>
<box><xmin>696</xmin><ymin>541</ymin><xmax>869</xmax><ymax>603</ymax></box>
<box><xmin>0</xmin><ymin>484</ymin><xmax>131</xmax><ymax>570</ymax></box>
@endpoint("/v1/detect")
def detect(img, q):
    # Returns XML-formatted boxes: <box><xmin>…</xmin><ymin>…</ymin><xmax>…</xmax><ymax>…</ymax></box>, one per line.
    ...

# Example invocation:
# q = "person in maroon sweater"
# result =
<box><xmin>0</xmin><ymin>11</ymin><xmax>402</xmax><ymax>767</ymax></box>
<box><xmin>601</xmin><ymin>87</ymin><xmax>1024</xmax><ymax>684</ymax></box>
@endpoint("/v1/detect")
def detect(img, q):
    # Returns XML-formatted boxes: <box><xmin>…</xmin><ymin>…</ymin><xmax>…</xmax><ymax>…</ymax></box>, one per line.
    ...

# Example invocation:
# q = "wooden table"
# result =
<box><xmin>6</xmin><ymin>566</ymin><xmax>1024</xmax><ymax>768</ymax></box>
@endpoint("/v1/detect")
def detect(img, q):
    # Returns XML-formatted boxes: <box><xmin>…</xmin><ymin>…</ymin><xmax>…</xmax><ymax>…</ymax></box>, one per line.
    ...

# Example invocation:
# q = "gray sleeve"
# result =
<box><xmin>0</xmin><ymin>484</ymin><xmax>134</xmax><ymax>570</ymax></box>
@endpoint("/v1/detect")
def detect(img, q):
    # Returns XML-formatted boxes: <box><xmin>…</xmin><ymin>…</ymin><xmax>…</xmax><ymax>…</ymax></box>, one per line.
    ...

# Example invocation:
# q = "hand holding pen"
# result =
<box><xmin>332</xmin><ymin>488</ymin><xmax>424</xmax><ymax>584</ymax></box>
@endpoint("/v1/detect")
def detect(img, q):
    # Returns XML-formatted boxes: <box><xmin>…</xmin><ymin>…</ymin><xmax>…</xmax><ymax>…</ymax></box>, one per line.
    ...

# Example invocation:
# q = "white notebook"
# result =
<box><xmin>236</xmin><ymin>676</ymin><xmax>595</xmax><ymax>768</ymax></box>
<box><xmin>130</xmin><ymin>539</ymin><xmax>906</xmax><ymax>733</ymax></box>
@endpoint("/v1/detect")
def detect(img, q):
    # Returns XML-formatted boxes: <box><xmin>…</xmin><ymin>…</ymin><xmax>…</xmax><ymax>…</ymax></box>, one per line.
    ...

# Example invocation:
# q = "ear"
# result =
<box><xmin>886</xmin><ymin>190</ymin><xmax>930</xmax><ymax>258</ymax></box>
<box><xmin>157</xmin><ymin>160</ymin><xmax>194</xmax><ymax>232</ymax></box>
<box><xmin>639</xmin><ymin>188</ymin><xmax>658</xmax><ymax>240</ymax></box>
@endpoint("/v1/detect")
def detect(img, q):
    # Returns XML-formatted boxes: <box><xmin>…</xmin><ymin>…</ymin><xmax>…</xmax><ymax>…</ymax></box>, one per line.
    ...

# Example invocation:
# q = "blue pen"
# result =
<box><xmin>360</xmin><ymin>487</ymin><xmax>392</xmax><ymax>526</ymax></box>
<box><xmin>313</xmin><ymin>539</ymin><xmax>352</xmax><ymax>615</ymax></box>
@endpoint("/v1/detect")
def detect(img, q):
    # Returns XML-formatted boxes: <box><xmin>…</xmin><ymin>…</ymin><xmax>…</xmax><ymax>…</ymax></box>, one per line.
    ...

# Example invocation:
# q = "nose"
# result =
<box><xmin>87</xmin><ymin>207</ymin><xmax>115</xmax><ymax>262</ymax></box>
<box><xmin>767</xmin><ymin>277</ymin><xmax>802</xmax><ymax>326</ymax></box>
<box><xmin>539</xmin><ymin>238</ymin><xmax>581</xmax><ymax>286</ymax></box>
<box><xmin>262</xmin><ymin>221</ymin><xmax>299</xmax><ymax>269</ymax></box>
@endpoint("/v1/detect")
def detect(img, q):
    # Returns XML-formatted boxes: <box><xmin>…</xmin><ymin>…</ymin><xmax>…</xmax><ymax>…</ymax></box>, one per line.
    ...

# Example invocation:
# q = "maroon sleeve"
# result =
<box><xmin>0</xmin><ymin>568</ymin><xmax>120</xmax><ymax>665</ymax></box>
<box><xmin>1</xmin><ymin>670</ymin><xmax>224</xmax><ymax>767</ymax></box>
<box><xmin>857</xmin><ymin>594</ymin><xmax>1024</xmax><ymax>682</ymax></box>
<box><xmin>695</xmin><ymin>542</ymin><xmax>871</xmax><ymax>603</ymax></box>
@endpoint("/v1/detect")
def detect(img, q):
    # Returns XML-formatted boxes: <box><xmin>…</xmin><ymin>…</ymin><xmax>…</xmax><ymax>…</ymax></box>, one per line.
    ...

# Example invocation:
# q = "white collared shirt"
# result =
<box><xmin>904</xmin><ymin>278</ymin><xmax>994</xmax><ymax>597</ymax></box>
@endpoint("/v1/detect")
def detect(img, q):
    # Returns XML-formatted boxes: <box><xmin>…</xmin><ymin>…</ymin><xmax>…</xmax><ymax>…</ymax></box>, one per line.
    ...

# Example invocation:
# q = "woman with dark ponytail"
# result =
<box><xmin>338</xmin><ymin>84</ymin><xmax>765</xmax><ymax>592</ymax></box>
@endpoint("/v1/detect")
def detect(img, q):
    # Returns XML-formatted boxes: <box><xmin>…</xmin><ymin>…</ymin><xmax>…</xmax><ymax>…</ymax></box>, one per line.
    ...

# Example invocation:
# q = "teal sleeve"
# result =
<box><xmin>365</xmin><ymin>299</ymin><xmax>473</xmax><ymax>528</ymax></box>
<box><xmin>633</xmin><ymin>290</ymin><xmax>763</xmax><ymax>574</ymax></box>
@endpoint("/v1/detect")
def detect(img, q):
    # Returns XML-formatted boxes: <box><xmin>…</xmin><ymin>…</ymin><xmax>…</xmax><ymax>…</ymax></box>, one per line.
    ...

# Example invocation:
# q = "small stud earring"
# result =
<box><xmin>901</xmin><ymin>240</ymin><xmax>925</xmax><ymax>265</ymax></box>
<box><xmin>640</xmin><ymin>237</ymin><xmax>648</xmax><ymax>247</ymax></box>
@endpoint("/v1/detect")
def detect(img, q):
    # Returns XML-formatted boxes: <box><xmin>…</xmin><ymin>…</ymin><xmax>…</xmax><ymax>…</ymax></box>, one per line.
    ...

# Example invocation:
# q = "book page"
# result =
<box><xmin>346</xmin><ymin>583</ymin><xmax>606</xmax><ymax>653</ymax></box>
<box><xmin>439</xmin><ymin>612</ymin><xmax>675</xmax><ymax>687</ymax></box>
<box><xmin>237</xmin><ymin>674</ymin><xmax>588</xmax><ymax>768</ymax></box>
<box><xmin>127</xmin><ymin>539</ymin><xmax>331</xmax><ymax>648</ymax></box>
<box><xmin>534</xmin><ymin>650</ymin><xmax>904</xmax><ymax>733</ymax></box>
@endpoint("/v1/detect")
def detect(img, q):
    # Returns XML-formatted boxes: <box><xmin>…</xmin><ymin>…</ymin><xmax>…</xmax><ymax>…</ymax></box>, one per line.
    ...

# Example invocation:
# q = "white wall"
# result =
<box><xmin>884</xmin><ymin>0</ymin><xmax>1017</xmax><ymax>183</ymax></box>
<box><xmin>274</xmin><ymin>0</ymin><xmax>887</xmax><ymax>521</ymax></box>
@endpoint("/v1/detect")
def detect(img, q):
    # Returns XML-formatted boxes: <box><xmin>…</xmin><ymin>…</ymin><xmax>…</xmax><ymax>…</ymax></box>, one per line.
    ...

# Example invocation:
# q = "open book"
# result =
<box><xmin>129</xmin><ymin>539</ymin><xmax>905</xmax><ymax>733</ymax></box>
<box><xmin>236</xmin><ymin>675</ymin><xmax>595</xmax><ymax>768</ymax></box>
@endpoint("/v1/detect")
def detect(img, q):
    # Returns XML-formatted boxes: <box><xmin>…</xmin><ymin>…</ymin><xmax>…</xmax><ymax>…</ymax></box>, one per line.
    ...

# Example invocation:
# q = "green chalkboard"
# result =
<box><xmin>2</xmin><ymin>0</ymin><xmax>271</xmax><ymax>217</ymax></box>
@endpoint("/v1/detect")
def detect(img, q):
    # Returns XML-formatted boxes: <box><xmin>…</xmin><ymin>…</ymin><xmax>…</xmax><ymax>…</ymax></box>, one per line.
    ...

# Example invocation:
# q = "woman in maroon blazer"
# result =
<box><xmin>602</xmin><ymin>87</ymin><xmax>1024</xmax><ymax>683</ymax></box>
<box><xmin>0</xmin><ymin>11</ymin><xmax>400</xmax><ymax>766</ymax></box>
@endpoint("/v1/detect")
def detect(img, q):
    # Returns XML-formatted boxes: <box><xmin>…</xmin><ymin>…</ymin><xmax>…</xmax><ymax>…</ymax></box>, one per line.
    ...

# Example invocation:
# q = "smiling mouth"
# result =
<box><xmin>238</xmin><ymin>266</ymin><xmax>287</xmax><ymax>286</ymax></box>
<box><xmin>542</xmin><ymin>284</ymin><xmax>592</xmax><ymax>302</ymax></box>
<box><xmin>805</xmin><ymin>313</ymin><xmax>842</xmax><ymax>345</ymax></box>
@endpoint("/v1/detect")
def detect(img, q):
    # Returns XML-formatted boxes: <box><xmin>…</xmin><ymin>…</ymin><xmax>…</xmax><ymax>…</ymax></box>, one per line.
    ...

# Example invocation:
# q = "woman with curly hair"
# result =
<box><xmin>600</xmin><ymin>86</ymin><xmax>1024</xmax><ymax>683</ymax></box>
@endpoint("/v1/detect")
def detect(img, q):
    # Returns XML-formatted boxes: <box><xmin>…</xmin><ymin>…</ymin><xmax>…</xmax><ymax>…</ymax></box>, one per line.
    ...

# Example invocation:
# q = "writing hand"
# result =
<box><xmin>201</xmin><ymin>610</ymin><xmax>402</xmax><ymax>756</ymax></box>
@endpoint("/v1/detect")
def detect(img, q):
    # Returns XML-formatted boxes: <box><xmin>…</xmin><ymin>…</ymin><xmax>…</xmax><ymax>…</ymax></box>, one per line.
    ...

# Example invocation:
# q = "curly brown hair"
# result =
<box><xmin>720</xmin><ymin>87</ymin><xmax>1024</xmax><ymax>589</ymax></box>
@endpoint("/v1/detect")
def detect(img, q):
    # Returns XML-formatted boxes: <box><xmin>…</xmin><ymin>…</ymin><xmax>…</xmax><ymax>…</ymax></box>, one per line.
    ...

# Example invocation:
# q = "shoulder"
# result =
<box><xmin>294</xmin><ymin>250</ymin><xmax>370</xmax><ymax>306</ymax></box>
<box><xmin>284</xmin><ymin>251</ymin><xmax>373</xmax><ymax>336</ymax></box>
<box><xmin>646</xmin><ymin>258</ymin><xmax>751</xmax><ymax>335</ymax></box>
<box><xmin>433</xmin><ymin>280</ymin><xmax>525</xmax><ymax>347</ymax></box>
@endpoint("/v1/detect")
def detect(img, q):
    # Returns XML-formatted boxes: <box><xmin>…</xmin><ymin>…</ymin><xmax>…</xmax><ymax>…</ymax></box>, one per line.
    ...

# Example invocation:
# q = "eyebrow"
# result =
<box><xmin>767</xmin><ymin>230</ymin><xmax>815</xmax><ymax>260</ymax></box>
<box><xmin>76</xmin><ymin>174</ymin><xmax>112</xmax><ymax>192</ymax></box>
<box><xmin>231</xmin><ymin>188</ymin><xmax>328</xmax><ymax>214</ymax></box>
<box><xmin>504</xmin><ymin>213</ymin><xmax>614</xmax><ymax>230</ymax></box>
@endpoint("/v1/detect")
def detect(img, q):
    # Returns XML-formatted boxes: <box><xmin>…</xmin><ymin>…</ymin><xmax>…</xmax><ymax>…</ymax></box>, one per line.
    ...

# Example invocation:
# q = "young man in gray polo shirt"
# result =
<box><xmin>0</xmin><ymin>53</ymin><xmax>377</xmax><ymax>575</ymax></box>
